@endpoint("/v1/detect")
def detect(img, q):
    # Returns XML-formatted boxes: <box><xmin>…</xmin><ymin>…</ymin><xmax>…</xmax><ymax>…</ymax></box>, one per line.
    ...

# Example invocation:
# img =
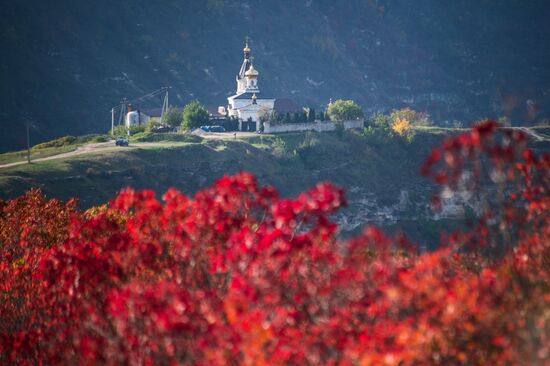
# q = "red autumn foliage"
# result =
<box><xmin>1</xmin><ymin>121</ymin><xmax>550</xmax><ymax>365</ymax></box>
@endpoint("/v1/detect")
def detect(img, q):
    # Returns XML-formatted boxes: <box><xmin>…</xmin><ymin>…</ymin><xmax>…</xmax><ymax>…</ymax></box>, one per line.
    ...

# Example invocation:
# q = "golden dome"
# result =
<box><xmin>243</xmin><ymin>44</ymin><xmax>251</xmax><ymax>53</ymax></box>
<box><xmin>245</xmin><ymin>64</ymin><xmax>259</xmax><ymax>77</ymax></box>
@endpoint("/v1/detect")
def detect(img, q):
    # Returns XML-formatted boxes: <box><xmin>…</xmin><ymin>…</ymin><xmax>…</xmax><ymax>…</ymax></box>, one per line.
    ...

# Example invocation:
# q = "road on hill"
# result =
<box><xmin>0</xmin><ymin>132</ymin><xmax>259</xmax><ymax>169</ymax></box>
<box><xmin>0</xmin><ymin>142</ymin><xmax>118</xmax><ymax>169</ymax></box>
<box><xmin>1</xmin><ymin>128</ymin><xmax>545</xmax><ymax>170</ymax></box>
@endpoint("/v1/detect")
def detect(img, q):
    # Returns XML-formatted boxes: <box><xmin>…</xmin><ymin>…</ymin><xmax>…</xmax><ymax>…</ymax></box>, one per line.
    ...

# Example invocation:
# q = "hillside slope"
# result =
<box><xmin>1</xmin><ymin>0</ymin><xmax>549</xmax><ymax>152</ymax></box>
<box><xmin>2</xmin><ymin>128</ymin><xmax>549</xmax><ymax>245</ymax></box>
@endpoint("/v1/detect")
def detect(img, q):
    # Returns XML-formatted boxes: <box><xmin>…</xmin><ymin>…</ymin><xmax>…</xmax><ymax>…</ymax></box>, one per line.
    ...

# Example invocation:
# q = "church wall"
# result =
<box><xmin>239</xmin><ymin>110</ymin><xmax>257</xmax><ymax>123</ymax></box>
<box><xmin>229</xmin><ymin>98</ymin><xmax>275</xmax><ymax>124</ymax></box>
<box><xmin>255</xmin><ymin>99</ymin><xmax>276</xmax><ymax>117</ymax></box>
<box><xmin>237</xmin><ymin>80</ymin><xmax>246</xmax><ymax>93</ymax></box>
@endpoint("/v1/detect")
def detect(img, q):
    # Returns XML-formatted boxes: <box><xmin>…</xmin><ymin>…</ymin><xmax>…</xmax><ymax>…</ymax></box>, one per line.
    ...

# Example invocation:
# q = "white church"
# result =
<box><xmin>123</xmin><ymin>41</ymin><xmax>364</xmax><ymax>134</ymax></box>
<box><xmin>226</xmin><ymin>41</ymin><xmax>275</xmax><ymax>130</ymax></box>
<box><xmin>220</xmin><ymin>41</ymin><xmax>363</xmax><ymax>133</ymax></box>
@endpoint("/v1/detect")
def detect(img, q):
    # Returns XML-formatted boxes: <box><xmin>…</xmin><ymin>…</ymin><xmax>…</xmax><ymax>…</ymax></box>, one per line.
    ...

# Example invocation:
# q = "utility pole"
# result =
<box><xmin>117</xmin><ymin>98</ymin><xmax>128</xmax><ymax>136</ymax></box>
<box><xmin>111</xmin><ymin>87</ymin><xmax>171</xmax><ymax>134</ymax></box>
<box><xmin>111</xmin><ymin>107</ymin><xmax>115</xmax><ymax>136</ymax></box>
<box><xmin>26</xmin><ymin>120</ymin><xmax>31</xmax><ymax>164</ymax></box>
<box><xmin>159</xmin><ymin>88</ymin><xmax>169</xmax><ymax>125</ymax></box>
<box><xmin>118</xmin><ymin>98</ymin><xmax>127</xmax><ymax>126</ymax></box>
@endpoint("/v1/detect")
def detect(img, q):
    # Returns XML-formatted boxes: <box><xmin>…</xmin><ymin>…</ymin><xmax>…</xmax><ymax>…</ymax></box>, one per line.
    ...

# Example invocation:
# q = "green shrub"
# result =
<box><xmin>370</xmin><ymin>111</ymin><xmax>392</xmax><ymax>127</ymax></box>
<box><xmin>162</xmin><ymin>108</ymin><xmax>184</xmax><ymax>128</ymax></box>
<box><xmin>76</xmin><ymin>134</ymin><xmax>110</xmax><ymax>144</ymax></box>
<box><xmin>129</xmin><ymin>124</ymin><xmax>146</xmax><ymax>135</ymax></box>
<box><xmin>33</xmin><ymin>134</ymin><xmax>111</xmax><ymax>150</ymax></box>
<box><xmin>362</xmin><ymin>125</ymin><xmax>394</xmax><ymax>145</ymax></box>
<box><xmin>90</xmin><ymin>135</ymin><xmax>110</xmax><ymax>143</ymax></box>
<box><xmin>130</xmin><ymin>132</ymin><xmax>202</xmax><ymax>143</ymax></box>
<box><xmin>146</xmin><ymin>119</ymin><xmax>162</xmax><ymax>132</ymax></box>
<box><xmin>271</xmin><ymin>137</ymin><xmax>289</xmax><ymax>158</ymax></box>
<box><xmin>327</xmin><ymin>100</ymin><xmax>363</xmax><ymax>121</ymax></box>
<box><xmin>111</xmin><ymin>124</ymin><xmax>146</xmax><ymax>136</ymax></box>
<box><xmin>182</xmin><ymin>100</ymin><xmax>209</xmax><ymax>130</ymax></box>
<box><xmin>111</xmin><ymin>125</ymin><xmax>128</xmax><ymax>137</ymax></box>
<box><xmin>33</xmin><ymin>136</ymin><xmax>77</xmax><ymax>149</ymax></box>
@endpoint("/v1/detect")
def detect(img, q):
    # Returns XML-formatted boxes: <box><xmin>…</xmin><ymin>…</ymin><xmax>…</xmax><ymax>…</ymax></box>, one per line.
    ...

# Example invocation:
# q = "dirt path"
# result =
<box><xmin>1</xmin><ymin>127</ymin><xmax>545</xmax><ymax>170</ymax></box>
<box><xmin>0</xmin><ymin>142</ymin><xmax>115</xmax><ymax>169</ymax></box>
<box><xmin>0</xmin><ymin>141</ymin><xmax>180</xmax><ymax>169</ymax></box>
<box><xmin>0</xmin><ymin>133</ymin><xmax>257</xmax><ymax>170</ymax></box>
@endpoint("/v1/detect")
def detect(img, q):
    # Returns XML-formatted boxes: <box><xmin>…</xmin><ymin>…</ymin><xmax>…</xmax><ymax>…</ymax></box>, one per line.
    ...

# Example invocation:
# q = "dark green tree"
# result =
<box><xmin>283</xmin><ymin>112</ymin><xmax>291</xmax><ymax>124</ymax></box>
<box><xmin>370</xmin><ymin>111</ymin><xmax>391</xmax><ymax>127</ymax></box>
<box><xmin>182</xmin><ymin>100</ymin><xmax>209</xmax><ymax>130</ymax></box>
<box><xmin>163</xmin><ymin>108</ymin><xmax>183</xmax><ymax>128</ymax></box>
<box><xmin>335</xmin><ymin>121</ymin><xmax>345</xmax><ymax>139</ymax></box>
<box><xmin>327</xmin><ymin>100</ymin><xmax>364</xmax><ymax>122</ymax></box>
<box><xmin>307</xmin><ymin>107</ymin><xmax>316</xmax><ymax>122</ymax></box>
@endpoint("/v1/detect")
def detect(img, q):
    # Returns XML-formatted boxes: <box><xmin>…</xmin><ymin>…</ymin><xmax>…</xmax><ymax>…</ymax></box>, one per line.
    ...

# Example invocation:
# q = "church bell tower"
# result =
<box><xmin>236</xmin><ymin>39</ymin><xmax>252</xmax><ymax>94</ymax></box>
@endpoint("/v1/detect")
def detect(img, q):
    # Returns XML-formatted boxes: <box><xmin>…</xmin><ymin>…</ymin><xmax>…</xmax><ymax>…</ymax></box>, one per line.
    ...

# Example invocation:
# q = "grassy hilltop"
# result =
<box><xmin>0</xmin><ymin>128</ymin><xmax>461</xmax><ymax>244</ymax></box>
<box><xmin>2</xmin><ymin>127</ymin><xmax>549</xmax><ymax>245</ymax></box>
<box><xmin>0</xmin><ymin>129</ymin><xmax>439</xmax><ymax>201</ymax></box>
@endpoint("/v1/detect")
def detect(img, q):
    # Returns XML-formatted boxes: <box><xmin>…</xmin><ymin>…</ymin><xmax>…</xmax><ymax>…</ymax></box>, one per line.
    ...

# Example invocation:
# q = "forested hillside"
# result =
<box><xmin>1</xmin><ymin>0</ymin><xmax>549</xmax><ymax>152</ymax></box>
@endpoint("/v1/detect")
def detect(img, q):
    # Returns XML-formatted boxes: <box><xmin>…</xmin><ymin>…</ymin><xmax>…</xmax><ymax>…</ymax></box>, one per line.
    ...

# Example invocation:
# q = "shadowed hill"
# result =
<box><xmin>2</xmin><ymin>127</ymin><xmax>550</xmax><ymax>244</ymax></box>
<box><xmin>1</xmin><ymin>0</ymin><xmax>549</xmax><ymax>152</ymax></box>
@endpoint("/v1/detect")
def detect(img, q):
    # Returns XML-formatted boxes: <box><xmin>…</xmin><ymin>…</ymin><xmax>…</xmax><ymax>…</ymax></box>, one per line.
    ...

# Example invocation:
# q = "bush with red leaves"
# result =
<box><xmin>1</xmin><ymin>121</ymin><xmax>549</xmax><ymax>365</ymax></box>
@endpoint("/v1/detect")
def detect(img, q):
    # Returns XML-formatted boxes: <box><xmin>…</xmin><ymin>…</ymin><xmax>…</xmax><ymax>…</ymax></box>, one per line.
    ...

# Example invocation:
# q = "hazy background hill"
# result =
<box><xmin>1</xmin><ymin>0</ymin><xmax>549</xmax><ymax>152</ymax></box>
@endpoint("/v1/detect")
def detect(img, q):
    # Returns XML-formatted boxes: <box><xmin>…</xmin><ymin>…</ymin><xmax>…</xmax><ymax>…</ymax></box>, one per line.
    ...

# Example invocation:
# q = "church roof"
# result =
<box><xmin>245</xmin><ymin>64</ymin><xmax>259</xmax><ymax>77</ymax></box>
<box><xmin>273</xmin><ymin>98</ymin><xmax>302</xmax><ymax>114</ymax></box>
<box><xmin>140</xmin><ymin>108</ymin><xmax>163</xmax><ymax>117</ymax></box>
<box><xmin>229</xmin><ymin>92</ymin><xmax>274</xmax><ymax>100</ymax></box>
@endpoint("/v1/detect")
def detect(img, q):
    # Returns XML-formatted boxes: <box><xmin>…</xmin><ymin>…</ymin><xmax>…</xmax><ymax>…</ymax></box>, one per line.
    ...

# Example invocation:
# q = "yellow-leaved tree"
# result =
<box><xmin>391</xmin><ymin>117</ymin><xmax>412</xmax><ymax>136</ymax></box>
<box><xmin>390</xmin><ymin>108</ymin><xmax>431</xmax><ymax>127</ymax></box>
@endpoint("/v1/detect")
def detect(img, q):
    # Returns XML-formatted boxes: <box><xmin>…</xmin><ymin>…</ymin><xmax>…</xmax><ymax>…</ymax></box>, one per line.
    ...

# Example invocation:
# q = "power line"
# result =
<box><xmin>110</xmin><ymin>87</ymin><xmax>171</xmax><ymax>133</ymax></box>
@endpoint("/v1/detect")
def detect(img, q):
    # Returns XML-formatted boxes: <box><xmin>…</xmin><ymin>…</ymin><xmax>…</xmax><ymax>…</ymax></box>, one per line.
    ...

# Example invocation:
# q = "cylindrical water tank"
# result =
<box><xmin>125</xmin><ymin>111</ymin><xmax>141</xmax><ymax>128</ymax></box>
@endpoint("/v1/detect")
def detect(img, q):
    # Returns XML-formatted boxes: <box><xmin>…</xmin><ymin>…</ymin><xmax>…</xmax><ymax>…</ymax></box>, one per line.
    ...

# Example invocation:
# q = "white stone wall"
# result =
<box><xmin>263</xmin><ymin>119</ymin><xmax>364</xmax><ymax>134</ymax></box>
<box><xmin>343</xmin><ymin>120</ymin><xmax>365</xmax><ymax>129</ymax></box>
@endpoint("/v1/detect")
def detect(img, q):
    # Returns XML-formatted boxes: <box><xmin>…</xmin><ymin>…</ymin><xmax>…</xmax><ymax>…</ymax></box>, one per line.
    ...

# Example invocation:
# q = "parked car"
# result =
<box><xmin>115</xmin><ymin>137</ymin><xmax>129</xmax><ymax>146</ymax></box>
<box><xmin>209</xmin><ymin>125</ymin><xmax>226</xmax><ymax>132</ymax></box>
<box><xmin>200</xmin><ymin>126</ymin><xmax>210</xmax><ymax>132</ymax></box>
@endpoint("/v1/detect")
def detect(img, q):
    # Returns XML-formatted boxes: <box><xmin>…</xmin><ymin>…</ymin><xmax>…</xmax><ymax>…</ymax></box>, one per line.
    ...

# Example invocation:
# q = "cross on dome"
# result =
<box><xmin>243</xmin><ymin>37</ymin><xmax>251</xmax><ymax>58</ymax></box>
